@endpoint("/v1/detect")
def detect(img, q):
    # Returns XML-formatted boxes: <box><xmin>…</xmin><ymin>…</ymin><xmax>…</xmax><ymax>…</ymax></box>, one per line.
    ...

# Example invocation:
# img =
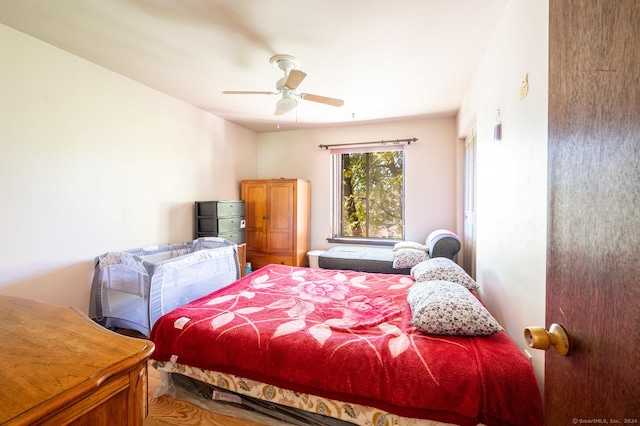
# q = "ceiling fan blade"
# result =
<box><xmin>222</xmin><ymin>91</ymin><xmax>276</xmax><ymax>95</ymax></box>
<box><xmin>300</xmin><ymin>93</ymin><xmax>344</xmax><ymax>107</ymax></box>
<box><xmin>285</xmin><ymin>70</ymin><xmax>306</xmax><ymax>90</ymax></box>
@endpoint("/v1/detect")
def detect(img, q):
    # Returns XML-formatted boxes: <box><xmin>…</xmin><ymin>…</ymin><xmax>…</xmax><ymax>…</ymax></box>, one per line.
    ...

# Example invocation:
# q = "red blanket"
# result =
<box><xmin>151</xmin><ymin>264</ymin><xmax>542</xmax><ymax>425</ymax></box>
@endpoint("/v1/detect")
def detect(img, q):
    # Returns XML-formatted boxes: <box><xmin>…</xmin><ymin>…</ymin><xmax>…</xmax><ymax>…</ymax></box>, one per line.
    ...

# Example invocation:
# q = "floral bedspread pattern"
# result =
<box><xmin>151</xmin><ymin>264</ymin><xmax>542</xmax><ymax>426</ymax></box>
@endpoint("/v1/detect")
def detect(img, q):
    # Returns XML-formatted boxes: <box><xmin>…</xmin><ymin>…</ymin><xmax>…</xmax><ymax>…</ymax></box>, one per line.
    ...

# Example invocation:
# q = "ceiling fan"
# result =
<box><xmin>223</xmin><ymin>54</ymin><xmax>344</xmax><ymax>116</ymax></box>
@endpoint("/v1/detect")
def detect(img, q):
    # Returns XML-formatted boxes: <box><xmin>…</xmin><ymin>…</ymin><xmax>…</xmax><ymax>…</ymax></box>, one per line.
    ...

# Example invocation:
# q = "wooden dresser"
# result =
<box><xmin>0</xmin><ymin>296</ymin><xmax>154</xmax><ymax>425</ymax></box>
<box><xmin>241</xmin><ymin>178</ymin><xmax>310</xmax><ymax>269</ymax></box>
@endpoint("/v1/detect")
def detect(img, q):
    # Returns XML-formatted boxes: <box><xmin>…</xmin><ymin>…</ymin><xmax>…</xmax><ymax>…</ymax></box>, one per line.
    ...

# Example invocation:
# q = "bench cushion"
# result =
<box><xmin>318</xmin><ymin>246</ymin><xmax>411</xmax><ymax>275</ymax></box>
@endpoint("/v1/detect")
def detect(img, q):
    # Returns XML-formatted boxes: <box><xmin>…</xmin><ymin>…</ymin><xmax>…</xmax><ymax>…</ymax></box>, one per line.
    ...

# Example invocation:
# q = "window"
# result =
<box><xmin>330</xmin><ymin>146</ymin><xmax>405</xmax><ymax>243</ymax></box>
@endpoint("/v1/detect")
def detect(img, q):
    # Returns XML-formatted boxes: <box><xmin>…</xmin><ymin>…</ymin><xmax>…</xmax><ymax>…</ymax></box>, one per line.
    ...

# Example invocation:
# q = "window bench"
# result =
<box><xmin>317</xmin><ymin>229</ymin><xmax>461</xmax><ymax>274</ymax></box>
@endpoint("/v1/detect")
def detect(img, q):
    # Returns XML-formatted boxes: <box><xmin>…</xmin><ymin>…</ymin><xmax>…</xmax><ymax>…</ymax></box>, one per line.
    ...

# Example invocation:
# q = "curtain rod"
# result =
<box><xmin>318</xmin><ymin>138</ymin><xmax>417</xmax><ymax>150</ymax></box>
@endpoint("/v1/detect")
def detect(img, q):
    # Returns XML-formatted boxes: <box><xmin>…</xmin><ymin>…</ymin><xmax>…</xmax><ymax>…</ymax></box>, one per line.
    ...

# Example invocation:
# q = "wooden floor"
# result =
<box><xmin>113</xmin><ymin>329</ymin><xmax>261</xmax><ymax>426</ymax></box>
<box><xmin>144</xmin><ymin>360</ymin><xmax>263</xmax><ymax>426</ymax></box>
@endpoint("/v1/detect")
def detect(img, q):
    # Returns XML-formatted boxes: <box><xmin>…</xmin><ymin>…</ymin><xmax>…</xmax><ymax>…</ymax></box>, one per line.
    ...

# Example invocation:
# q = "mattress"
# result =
<box><xmin>150</xmin><ymin>264</ymin><xmax>542</xmax><ymax>426</ymax></box>
<box><xmin>317</xmin><ymin>246</ymin><xmax>411</xmax><ymax>274</ymax></box>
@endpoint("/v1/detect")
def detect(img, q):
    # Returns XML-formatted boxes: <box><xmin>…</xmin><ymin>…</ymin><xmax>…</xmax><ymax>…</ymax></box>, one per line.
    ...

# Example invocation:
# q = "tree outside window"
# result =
<box><xmin>332</xmin><ymin>148</ymin><xmax>404</xmax><ymax>240</ymax></box>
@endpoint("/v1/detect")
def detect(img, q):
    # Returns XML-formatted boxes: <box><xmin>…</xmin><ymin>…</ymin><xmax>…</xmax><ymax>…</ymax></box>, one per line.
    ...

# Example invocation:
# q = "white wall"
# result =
<box><xmin>457</xmin><ymin>0</ymin><xmax>549</xmax><ymax>389</ymax></box>
<box><xmin>0</xmin><ymin>24</ymin><xmax>258</xmax><ymax>313</ymax></box>
<box><xmin>256</xmin><ymin>117</ymin><xmax>459</xmax><ymax>251</ymax></box>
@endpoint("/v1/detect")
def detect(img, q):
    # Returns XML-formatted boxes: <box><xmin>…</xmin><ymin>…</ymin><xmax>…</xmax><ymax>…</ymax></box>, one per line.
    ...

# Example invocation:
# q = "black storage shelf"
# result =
<box><xmin>194</xmin><ymin>201</ymin><xmax>245</xmax><ymax>244</ymax></box>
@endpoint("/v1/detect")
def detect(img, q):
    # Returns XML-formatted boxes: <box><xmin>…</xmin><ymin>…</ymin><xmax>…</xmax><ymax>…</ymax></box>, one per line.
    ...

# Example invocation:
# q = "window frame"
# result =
<box><xmin>328</xmin><ymin>145</ymin><xmax>406</xmax><ymax>246</ymax></box>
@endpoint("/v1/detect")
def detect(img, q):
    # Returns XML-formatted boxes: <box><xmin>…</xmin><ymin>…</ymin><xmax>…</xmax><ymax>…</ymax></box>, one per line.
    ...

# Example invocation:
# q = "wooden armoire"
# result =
<box><xmin>241</xmin><ymin>178</ymin><xmax>310</xmax><ymax>269</ymax></box>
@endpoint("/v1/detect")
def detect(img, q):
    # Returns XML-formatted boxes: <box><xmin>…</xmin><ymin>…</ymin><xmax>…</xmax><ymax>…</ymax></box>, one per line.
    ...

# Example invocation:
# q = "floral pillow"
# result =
<box><xmin>393</xmin><ymin>248</ymin><xmax>429</xmax><ymax>269</ymax></box>
<box><xmin>407</xmin><ymin>280</ymin><xmax>503</xmax><ymax>336</ymax></box>
<box><xmin>410</xmin><ymin>257</ymin><xmax>479</xmax><ymax>290</ymax></box>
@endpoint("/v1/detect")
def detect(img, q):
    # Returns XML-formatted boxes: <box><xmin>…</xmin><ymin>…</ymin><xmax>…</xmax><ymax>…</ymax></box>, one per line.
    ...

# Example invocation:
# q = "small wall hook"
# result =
<box><xmin>494</xmin><ymin>109</ymin><xmax>502</xmax><ymax>141</ymax></box>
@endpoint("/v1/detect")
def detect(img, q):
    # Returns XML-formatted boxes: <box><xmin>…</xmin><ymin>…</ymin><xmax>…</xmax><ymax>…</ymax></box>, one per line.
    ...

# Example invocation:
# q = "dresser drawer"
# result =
<box><xmin>217</xmin><ymin>229</ymin><xmax>246</xmax><ymax>245</ymax></box>
<box><xmin>245</xmin><ymin>254</ymin><xmax>295</xmax><ymax>269</ymax></box>
<box><xmin>197</xmin><ymin>217</ymin><xmax>245</xmax><ymax>233</ymax></box>
<box><xmin>196</xmin><ymin>201</ymin><xmax>244</xmax><ymax>218</ymax></box>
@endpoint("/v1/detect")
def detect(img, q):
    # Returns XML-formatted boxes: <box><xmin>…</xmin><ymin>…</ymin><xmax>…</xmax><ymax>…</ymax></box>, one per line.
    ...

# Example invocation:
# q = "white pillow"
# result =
<box><xmin>392</xmin><ymin>241</ymin><xmax>429</xmax><ymax>252</ymax></box>
<box><xmin>410</xmin><ymin>257</ymin><xmax>478</xmax><ymax>291</ymax></box>
<box><xmin>407</xmin><ymin>280</ymin><xmax>503</xmax><ymax>336</ymax></box>
<box><xmin>392</xmin><ymin>248</ymin><xmax>429</xmax><ymax>269</ymax></box>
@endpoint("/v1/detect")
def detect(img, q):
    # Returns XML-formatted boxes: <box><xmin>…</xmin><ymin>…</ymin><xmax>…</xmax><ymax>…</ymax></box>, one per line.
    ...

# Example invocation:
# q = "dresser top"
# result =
<box><xmin>0</xmin><ymin>296</ymin><xmax>154</xmax><ymax>424</ymax></box>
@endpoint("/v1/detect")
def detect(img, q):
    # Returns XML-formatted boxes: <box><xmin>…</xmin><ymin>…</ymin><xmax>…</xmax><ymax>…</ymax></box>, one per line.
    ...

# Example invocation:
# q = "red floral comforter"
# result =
<box><xmin>150</xmin><ymin>264</ymin><xmax>542</xmax><ymax>426</ymax></box>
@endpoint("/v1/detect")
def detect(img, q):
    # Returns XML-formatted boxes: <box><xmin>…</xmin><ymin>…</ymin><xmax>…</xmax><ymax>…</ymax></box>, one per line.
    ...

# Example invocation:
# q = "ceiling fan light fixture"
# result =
<box><xmin>276</xmin><ymin>94</ymin><xmax>297</xmax><ymax>114</ymax></box>
<box><xmin>223</xmin><ymin>54</ymin><xmax>344</xmax><ymax>116</ymax></box>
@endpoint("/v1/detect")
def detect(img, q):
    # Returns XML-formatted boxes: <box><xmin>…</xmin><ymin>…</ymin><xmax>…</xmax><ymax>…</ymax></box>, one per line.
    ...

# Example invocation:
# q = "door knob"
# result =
<box><xmin>523</xmin><ymin>323</ymin><xmax>571</xmax><ymax>356</ymax></box>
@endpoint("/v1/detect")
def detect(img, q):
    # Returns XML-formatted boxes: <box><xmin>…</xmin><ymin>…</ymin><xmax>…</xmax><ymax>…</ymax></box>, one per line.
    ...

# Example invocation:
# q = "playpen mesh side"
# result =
<box><xmin>89</xmin><ymin>237</ymin><xmax>239</xmax><ymax>337</ymax></box>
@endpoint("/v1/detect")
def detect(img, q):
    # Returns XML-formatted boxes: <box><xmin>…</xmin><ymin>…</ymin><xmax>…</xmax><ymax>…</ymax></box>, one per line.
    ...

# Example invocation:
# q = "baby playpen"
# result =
<box><xmin>89</xmin><ymin>237</ymin><xmax>239</xmax><ymax>337</ymax></box>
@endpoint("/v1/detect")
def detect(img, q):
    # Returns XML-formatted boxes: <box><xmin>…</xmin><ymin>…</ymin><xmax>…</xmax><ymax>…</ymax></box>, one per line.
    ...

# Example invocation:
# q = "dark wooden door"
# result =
<box><xmin>546</xmin><ymin>0</ymin><xmax>640</xmax><ymax>423</ymax></box>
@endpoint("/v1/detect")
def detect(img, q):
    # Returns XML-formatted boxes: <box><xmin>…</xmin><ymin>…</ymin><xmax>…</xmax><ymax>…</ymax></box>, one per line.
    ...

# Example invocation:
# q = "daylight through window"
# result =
<box><xmin>330</xmin><ymin>145</ymin><xmax>405</xmax><ymax>241</ymax></box>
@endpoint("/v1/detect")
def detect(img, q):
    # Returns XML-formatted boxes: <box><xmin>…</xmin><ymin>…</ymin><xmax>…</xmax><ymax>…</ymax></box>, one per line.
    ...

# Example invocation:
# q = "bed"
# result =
<box><xmin>150</xmin><ymin>263</ymin><xmax>542</xmax><ymax>426</ymax></box>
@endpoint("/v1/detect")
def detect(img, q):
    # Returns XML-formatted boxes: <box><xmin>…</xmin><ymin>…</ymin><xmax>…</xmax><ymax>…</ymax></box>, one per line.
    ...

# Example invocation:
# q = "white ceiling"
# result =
<box><xmin>0</xmin><ymin>0</ymin><xmax>509</xmax><ymax>133</ymax></box>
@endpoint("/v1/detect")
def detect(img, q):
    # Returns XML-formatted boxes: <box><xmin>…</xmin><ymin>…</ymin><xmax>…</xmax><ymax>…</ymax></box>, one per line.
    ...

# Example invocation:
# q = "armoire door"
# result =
<box><xmin>242</xmin><ymin>181</ymin><xmax>267</xmax><ymax>253</ymax></box>
<box><xmin>265</xmin><ymin>180</ymin><xmax>294</xmax><ymax>254</ymax></box>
